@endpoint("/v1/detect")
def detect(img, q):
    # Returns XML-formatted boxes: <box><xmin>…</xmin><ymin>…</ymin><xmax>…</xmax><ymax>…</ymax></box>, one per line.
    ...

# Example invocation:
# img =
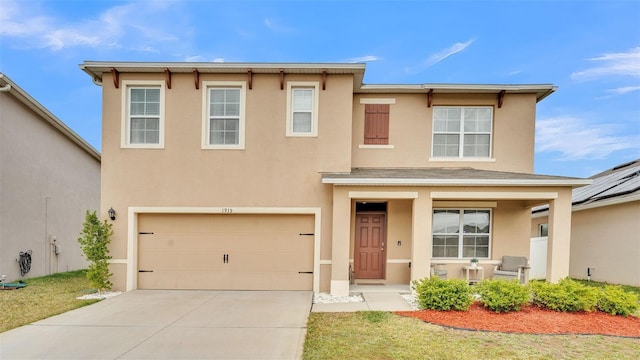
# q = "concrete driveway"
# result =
<box><xmin>0</xmin><ymin>290</ymin><xmax>312</xmax><ymax>360</ymax></box>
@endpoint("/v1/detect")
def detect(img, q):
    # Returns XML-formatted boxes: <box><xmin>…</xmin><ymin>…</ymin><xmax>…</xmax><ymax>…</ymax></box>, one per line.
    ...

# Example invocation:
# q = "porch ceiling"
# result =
<box><xmin>321</xmin><ymin>167</ymin><xmax>591</xmax><ymax>187</ymax></box>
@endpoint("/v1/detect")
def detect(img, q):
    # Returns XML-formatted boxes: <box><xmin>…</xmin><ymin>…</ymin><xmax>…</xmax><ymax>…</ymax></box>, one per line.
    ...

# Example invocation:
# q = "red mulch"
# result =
<box><xmin>396</xmin><ymin>302</ymin><xmax>640</xmax><ymax>338</ymax></box>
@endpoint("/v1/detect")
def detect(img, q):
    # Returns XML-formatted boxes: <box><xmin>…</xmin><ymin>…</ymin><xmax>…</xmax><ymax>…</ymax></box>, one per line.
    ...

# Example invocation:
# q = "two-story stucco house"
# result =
<box><xmin>1</xmin><ymin>73</ymin><xmax>100</xmax><ymax>282</ymax></box>
<box><xmin>80</xmin><ymin>61</ymin><xmax>589</xmax><ymax>295</ymax></box>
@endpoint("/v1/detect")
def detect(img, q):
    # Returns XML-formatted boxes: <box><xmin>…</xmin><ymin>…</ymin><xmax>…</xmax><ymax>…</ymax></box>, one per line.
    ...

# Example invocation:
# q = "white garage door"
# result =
<box><xmin>137</xmin><ymin>213</ymin><xmax>314</xmax><ymax>290</ymax></box>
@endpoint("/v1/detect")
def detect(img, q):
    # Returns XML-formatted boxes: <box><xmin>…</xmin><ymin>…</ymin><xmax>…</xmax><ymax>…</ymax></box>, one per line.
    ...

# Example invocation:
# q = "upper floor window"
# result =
<box><xmin>121</xmin><ymin>80</ymin><xmax>164</xmax><ymax>148</ymax></box>
<box><xmin>432</xmin><ymin>209</ymin><xmax>491</xmax><ymax>259</ymax></box>
<box><xmin>202</xmin><ymin>81</ymin><xmax>246</xmax><ymax>149</ymax></box>
<box><xmin>286</xmin><ymin>82</ymin><xmax>319</xmax><ymax>137</ymax></box>
<box><xmin>432</xmin><ymin>107</ymin><xmax>492</xmax><ymax>158</ymax></box>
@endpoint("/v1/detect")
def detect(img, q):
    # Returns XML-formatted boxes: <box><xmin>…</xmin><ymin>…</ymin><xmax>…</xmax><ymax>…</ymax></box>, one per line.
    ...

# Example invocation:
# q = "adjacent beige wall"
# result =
<box><xmin>0</xmin><ymin>90</ymin><xmax>100</xmax><ymax>281</ymax></box>
<box><xmin>352</xmin><ymin>93</ymin><xmax>536</xmax><ymax>172</ymax></box>
<box><xmin>533</xmin><ymin>201</ymin><xmax>640</xmax><ymax>286</ymax></box>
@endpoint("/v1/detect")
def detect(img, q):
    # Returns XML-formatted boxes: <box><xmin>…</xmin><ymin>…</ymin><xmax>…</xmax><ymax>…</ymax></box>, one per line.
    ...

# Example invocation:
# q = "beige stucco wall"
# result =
<box><xmin>533</xmin><ymin>201</ymin><xmax>640</xmax><ymax>286</ymax></box>
<box><xmin>0</xmin><ymin>90</ymin><xmax>100</xmax><ymax>281</ymax></box>
<box><xmin>100</xmin><ymin>72</ymin><xmax>354</xmax><ymax>290</ymax></box>
<box><xmin>352</xmin><ymin>93</ymin><xmax>536</xmax><ymax>173</ymax></box>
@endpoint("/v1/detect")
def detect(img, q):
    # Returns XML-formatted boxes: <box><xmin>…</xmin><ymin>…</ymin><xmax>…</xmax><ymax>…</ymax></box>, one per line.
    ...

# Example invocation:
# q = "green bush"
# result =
<box><xmin>597</xmin><ymin>285</ymin><xmax>639</xmax><ymax>316</ymax></box>
<box><xmin>413</xmin><ymin>277</ymin><xmax>472</xmax><ymax>311</ymax></box>
<box><xmin>476</xmin><ymin>279</ymin><xmax>531</xmax><ymax>313</ymax></box>
<box><xmin>530</xmin><ymin>278</ymin><xmax>599</xmax><ymax>312</ymax></box>
<box><xmin>77</xmin><ymin>210</ymin><xmax>113</xmax><ymax>293</ymax></box>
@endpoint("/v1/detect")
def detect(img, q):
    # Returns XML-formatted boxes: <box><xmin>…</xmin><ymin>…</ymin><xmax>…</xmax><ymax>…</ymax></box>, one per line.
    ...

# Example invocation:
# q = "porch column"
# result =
<box><xmin>411</xmin><ymin>193</ymin><xmax>432</xmax><ymax>282</ymax></box>
<box><xmin>546</xmin><ymin>189</ymin><xmax>572</xmax><ymax>282</ymax></box>
<box><xmin>330</xmin><ymin>187</ymin><xmax>351</xmax><ymax>296</ymax></box>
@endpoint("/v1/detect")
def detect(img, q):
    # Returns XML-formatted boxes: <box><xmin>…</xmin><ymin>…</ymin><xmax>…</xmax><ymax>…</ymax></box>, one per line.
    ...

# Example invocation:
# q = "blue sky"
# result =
<box><xmin>1</xmin><ymin>0</ymin><xmax>638</xmax><ymax>178</ymax></box>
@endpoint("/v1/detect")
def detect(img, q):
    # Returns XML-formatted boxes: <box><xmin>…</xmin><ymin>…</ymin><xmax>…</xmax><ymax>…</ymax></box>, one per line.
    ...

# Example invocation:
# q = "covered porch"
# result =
<box><xmin>322</xmin><ymin>168</ymin><xmax>590</xmax><ymax>296</ymax></box>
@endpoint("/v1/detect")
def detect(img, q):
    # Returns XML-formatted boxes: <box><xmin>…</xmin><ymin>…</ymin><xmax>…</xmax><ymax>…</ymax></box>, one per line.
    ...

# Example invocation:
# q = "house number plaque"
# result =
<box><xmin>221</xmin><ymin>208</ymin><xmax>233</xmax><ymax>214</ymax></box>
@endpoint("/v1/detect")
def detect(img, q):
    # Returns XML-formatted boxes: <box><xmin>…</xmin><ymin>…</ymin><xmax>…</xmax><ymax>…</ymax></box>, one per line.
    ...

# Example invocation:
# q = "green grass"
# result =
<box><xmin>0</xmin><ymin>270</ymin><xmax>100</xmax><ymax>333</ymax></box>
<box><xmin>303</xmin><ymin>311</ymin><xmax>640</xmax><ymax>360</ymax></box>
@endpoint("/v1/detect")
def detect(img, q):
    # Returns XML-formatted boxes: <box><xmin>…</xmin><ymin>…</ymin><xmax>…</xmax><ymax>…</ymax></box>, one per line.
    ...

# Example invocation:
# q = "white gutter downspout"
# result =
<box><xmin>0</xmin><ymin>84</ymin><xmax>11</xmax><ymax>92</ymax></box>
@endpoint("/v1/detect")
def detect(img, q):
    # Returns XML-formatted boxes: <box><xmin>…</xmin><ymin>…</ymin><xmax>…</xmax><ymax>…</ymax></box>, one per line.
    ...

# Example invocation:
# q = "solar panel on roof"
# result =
<box><xmin>573</xmin><ymin>164</ymin><xmax>640</xmax><ymax>204</ymax></box>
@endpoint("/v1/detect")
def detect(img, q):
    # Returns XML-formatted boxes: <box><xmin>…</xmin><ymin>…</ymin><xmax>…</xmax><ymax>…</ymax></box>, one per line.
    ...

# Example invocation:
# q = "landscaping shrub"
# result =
<box><xmin>530</xmin><ymin>278</ymin><xmax>599</xmax><ymax>312</ymax></box>
<box><xmin>597</xmin><ymin>285</ymin><xmax>639</xmax><ymax>316</ymax></box>
<box><xmin>476</xmin><ymin>279</ymin><xmax>530</xmax><ymax>313</ymax></box>
<box><xmin>413</xmin><ymin>277</ymin><xmax>472</xmax><ymax>311</ymax></box>
<box><xmin>77</xmin><ymin>210</ymin><xmax>113</xmax><ymax>293</ymax></box>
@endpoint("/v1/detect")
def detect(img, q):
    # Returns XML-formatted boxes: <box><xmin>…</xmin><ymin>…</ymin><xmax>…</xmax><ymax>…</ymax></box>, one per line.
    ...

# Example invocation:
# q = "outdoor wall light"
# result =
<box><xmin>108</xmin><ymin>207</ymin><xmax>116</xmax><ymax>221</ymax></box>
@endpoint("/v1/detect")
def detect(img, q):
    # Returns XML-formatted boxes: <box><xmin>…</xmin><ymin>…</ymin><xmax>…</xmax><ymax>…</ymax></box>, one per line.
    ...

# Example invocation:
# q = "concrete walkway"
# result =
<box><xmin>0</xmin><ymin>290</ymin><xmax>312</xmax><ymax>360</ymax></box>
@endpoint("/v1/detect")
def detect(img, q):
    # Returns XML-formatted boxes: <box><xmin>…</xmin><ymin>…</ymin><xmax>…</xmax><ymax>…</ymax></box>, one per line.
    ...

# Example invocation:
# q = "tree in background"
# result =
<box><xmin>77</xmin><ymin>211</ymin><xmax>113</xmax><ymax>293</ymax></box>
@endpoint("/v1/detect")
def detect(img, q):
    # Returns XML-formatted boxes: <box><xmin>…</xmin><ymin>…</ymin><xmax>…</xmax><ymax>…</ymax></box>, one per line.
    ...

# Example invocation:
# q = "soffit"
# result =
<box><xmin>357</xmin><ymin>84</ymin><xmax>557</xmax><ymax>102</ymax></box>
<box><xmin>80</xmin><ymin>61</ymin><xmax>366</xmax><ymax>90</ymax></box>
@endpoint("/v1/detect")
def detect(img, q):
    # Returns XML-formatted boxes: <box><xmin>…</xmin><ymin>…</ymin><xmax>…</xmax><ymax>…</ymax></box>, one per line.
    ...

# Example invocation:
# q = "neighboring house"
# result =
<box><xmin>532</xmin><ymin>159</ymin><xmax>640</xmax><ymax>286</ymax></box>
<box><xmin>0</xmin><ymin>73</ymin><xmax>101</xmax><ymax>282</ymax></box>
<box><xmin>80</xmin><ymin>61</ymin><xmax>589</xmax><ymax>295</ymax></box>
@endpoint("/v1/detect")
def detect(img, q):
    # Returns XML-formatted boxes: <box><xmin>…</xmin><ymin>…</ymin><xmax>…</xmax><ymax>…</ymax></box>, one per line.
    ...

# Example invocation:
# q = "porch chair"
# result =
<box><xmin>430</xmin><ymin>263</ymin><xmax>448</xmax><ymax>279</ymax></box>
<box><xmin>492</xmin><ymin>256</ymin><xmax>529</xmax><ymax>284</ymax></box>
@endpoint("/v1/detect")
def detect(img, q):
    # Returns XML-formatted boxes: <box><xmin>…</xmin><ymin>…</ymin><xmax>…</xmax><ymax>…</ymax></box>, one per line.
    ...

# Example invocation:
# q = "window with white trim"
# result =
<box><xmin>286</xmin><ymin>82</ymin><xmax>319</xmax><ymax>137</ymax></box>
<box><xmin>202</xmin><ymin>81</ymin><xmax>246</xmax><ymax>149</ymax></box>
<box><xmin>121</xmin><ymin>81</ymin><xmax>165</xmax><ymax>148</ymax></box>
<box><xmin>432</xmin><ymin>107</ymin><xmax>492</xmax><ymax>158</ymax></box>
<box><xmin>432</xmin><ymin>209</ymin><xmax>491</xmax><ymax>258</ymax></box>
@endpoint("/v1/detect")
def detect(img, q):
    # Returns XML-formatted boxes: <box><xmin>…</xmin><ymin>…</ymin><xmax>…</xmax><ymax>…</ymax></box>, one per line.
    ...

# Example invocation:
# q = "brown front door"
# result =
<box><xmin>354</xmin><ymin>213</ymin><xmax>386</xmax><ymax>279</ymax></box>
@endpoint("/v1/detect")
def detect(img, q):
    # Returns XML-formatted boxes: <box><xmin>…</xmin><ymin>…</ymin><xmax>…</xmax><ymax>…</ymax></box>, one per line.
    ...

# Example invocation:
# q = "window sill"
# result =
<box><xmin>121</xmin><ymin>144</ymin><xmax>165</xmax><ymax>149</ymax></box>
<box><xmin>359</xmin><ymin>144</ymin><xmax>395</xmax><ymax>149</ymax></box>
<box><xmin>201</xmin><ymin>145</ymin><xmax>245</xmax><ymax>150</ymax></box>
<box><xmin>429</xmin><ymin>157</ymin><xmax>496</xmax><ymax>162</ymax></box>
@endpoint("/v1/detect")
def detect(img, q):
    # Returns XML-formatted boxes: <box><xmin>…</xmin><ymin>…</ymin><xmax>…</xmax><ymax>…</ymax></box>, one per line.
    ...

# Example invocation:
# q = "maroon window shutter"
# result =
<box><xmin>364</xmin><ymin>104</ymin><xmax>389</xmax><ymax>144</ymax></box>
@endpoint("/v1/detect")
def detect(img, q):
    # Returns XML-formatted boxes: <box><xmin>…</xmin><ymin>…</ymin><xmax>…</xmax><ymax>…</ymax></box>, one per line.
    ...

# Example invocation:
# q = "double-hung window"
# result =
<box><xmin>286</xmin><ymin>82</ymin><xmax>319</xmax><ymax>137</ymax></box>
<box><xmin>122</xmin><ymin>81</ymin><xmax>164</xmax><ymax>148</ymax></box>
<box><xmin>432</xmin><ymin>209</ymin><xmax>491</xmax><ymax>259</ymax></box>
<box><xmin>202</xmin><ymin>81</ymin><xmax>246</xmax><ymax>149</ymax></box>
<box><xmin>432</xmin><ymin>106</ymin><xmax>492</xmax><ymax>158</ymax></box>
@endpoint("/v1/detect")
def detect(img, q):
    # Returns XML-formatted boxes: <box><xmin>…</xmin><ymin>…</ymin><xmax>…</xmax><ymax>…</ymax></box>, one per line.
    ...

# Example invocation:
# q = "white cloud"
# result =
<box><xmin>607</xmin><ymin>86</ymin><xmax>640</xmax><ymax>95</ymax></box>
<box><xmin>571</xmin><ymin>46</ymin><xmax>640</xmax><ymax>80</ymax></box>
<box><xmin>0</xmin><ymin>0</ymin><xmax>184</xmax><ymax>51</ymax></box>
<box><xmin>535</xmin><ymin>116</ymin><xmax>639</xmax><ymax>160</ymax></box>
<box><xmin>405</xmin><ymin>39</ymin><xmax>474</xmax><ymax>74</ymax></box>
<box><xmin>426</xmin><ymin>40</ymin><xmax>474</xmax><ymax>66</ymax></box>
<box><xmin>345</xmin><ymin>55</ymin><xmax>380</xmax><ymax>63</ymax></box>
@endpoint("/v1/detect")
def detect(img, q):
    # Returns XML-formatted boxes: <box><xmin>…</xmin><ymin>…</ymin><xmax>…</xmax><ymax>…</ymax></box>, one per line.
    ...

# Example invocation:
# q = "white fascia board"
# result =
<box><xmin>572</xmin><ymin>193</ymin><xmax>640</xmax><ymax>213</ymax></box>
<box><xmin>530</xmin><ymin>193</ymin><xmax>640</xmax><ymax>218</ymax></box>
<box><xmin>81</xmin><ymin>61</ymin><xmax>365</xmax><ymax>77</ymax></box>
<box><xmin>322</xmin><ymin>178</ymin><xmax>592</xmax><ymax>187</ymax></box>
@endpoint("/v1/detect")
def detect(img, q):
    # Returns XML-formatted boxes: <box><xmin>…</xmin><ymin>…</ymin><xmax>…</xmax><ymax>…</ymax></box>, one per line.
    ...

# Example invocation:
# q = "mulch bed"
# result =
<box><xmin>396</xmin><ymin>302</ymin><xmax>640</xmax><ymax>338</ymax></box>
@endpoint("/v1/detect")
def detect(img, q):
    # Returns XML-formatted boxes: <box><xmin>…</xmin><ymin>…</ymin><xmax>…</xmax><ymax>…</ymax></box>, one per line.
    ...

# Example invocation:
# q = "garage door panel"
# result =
<box><xmin>138</xmin><ymin>213</ymin><xmax>314</xmax><ymax>291</ymax></box>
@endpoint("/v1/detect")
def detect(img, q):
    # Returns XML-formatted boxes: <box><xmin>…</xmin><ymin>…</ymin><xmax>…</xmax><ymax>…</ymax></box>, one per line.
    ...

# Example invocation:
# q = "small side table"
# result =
<box><xmin>463</xmin><ymin>265</ymin><xmax>484</xmax><ymax>284</ymax></box>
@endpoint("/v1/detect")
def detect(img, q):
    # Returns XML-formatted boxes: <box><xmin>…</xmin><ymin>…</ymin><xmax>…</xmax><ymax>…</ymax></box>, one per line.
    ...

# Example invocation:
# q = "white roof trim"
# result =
<box><xmin>533</xmin><ymin>193</ymin><xmax>640</xmax><ymax>217</ymax></box>
<box><xmin>322</xmin><ymin>177</ymin><xmax>592</xmax><ymax>187</ymax></box>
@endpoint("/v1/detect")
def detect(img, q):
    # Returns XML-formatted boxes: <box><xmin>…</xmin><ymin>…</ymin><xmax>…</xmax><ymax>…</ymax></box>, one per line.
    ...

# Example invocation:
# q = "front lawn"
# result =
<box><xmin>303</xmin><ymin>311</ymin><xmax>640</xmax><ymax>360</ymax></box>
<box><xmin>0</xmin><ymin>270</ymin><xmax>99</xmax><ymax>333</ymax></box>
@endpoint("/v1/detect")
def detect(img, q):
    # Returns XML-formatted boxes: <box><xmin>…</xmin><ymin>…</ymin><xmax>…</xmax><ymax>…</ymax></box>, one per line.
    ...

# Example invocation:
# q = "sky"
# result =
<box><xmin>1</xmin><ymin>0</ymin><xmax>638</xmax><ymax>178</ymax></box>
